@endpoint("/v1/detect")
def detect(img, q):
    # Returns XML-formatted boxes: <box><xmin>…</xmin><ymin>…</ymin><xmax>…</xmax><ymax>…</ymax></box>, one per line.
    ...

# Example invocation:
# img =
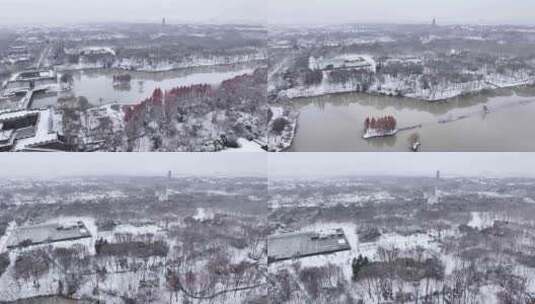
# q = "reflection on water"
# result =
<box><xmin>27</xmin><ymin>64</ymin><xmax>257</xmax><ymax>109</ymax></box>
<box><xmin>290</xmin><ymin>87</ymin><xmax>535</xmax><ymax>151</ymax></box>
<box><xmin>26</xmin><ymin>64</ymin><xmax>257</xmax><ymax>109</ymax></box>
<box><xmin>59</xmin><ymin>64</ymin><xmax>257</xmax><ymax>106</ymax></box>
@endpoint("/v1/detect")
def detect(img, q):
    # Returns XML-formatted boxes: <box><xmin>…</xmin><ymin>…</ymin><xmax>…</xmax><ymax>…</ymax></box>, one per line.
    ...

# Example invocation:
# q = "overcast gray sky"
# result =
<box><xmin>2</xmin><ymin>0</ymin><xmax>533</xmax><ymax>26</ymax></box>
<box><xmin>269</xmin><ymin>153</ymin><xmax>535</xmax><ymax>178</ymax></box>
<box><xmin>0</xmin><ymin>0</ymin><xmax>266</xmax><ymax>25</ymax></box>
<box><xmin>0</xmin><ymin>153</ymin><xmax>266</xmax><ymax>178</ymax></box>
<box><xmin>2</xmin><ymin>153</ymin><xmax>535</xmax><ymax>179</ymax></box>
<box><xmin>268</xmin><ymin>0</ymin><xmax>535</xmax><ymax>25</ymax></box>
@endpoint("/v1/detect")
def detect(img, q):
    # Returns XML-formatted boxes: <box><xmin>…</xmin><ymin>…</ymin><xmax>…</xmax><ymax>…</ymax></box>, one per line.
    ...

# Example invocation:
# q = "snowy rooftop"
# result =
<box><xmin>268</xmin><ymin>229</ymin><xmax>351</xmax><ymax>263</ymax></box>
<box><xmin>13</xmin><ymin>109</ymin><xmax>62</xmax><ymax>151</ymax></box>
<box><xmin>10</xmin><ymin>70</ymin><xmax>56</xmax><ymax>82</ymax></box>
<box><xmin>0</xmin><ymin>129</ymin><xmax>14</xmax><ymax>142</ymax></box>
<box><xmin>68</xmin><ymin>46</ymin><xmax>116</xmax><ymax>56</ymax></box>
<box><xmin>7</xmin><ymin>221</ymin><xmax>91</xmax><ymax>249</ymax></box>
<box><xmin>0</xmin><ymin>109</ymin><xmax>63</xmax><ymax>151</ymax></box>
<box><xmin>309</xmin><ymin>54</ymin><xmax>376</xmax><ymax>71</ymax></box>
<box><xmin>0</xmin><ymin>109</ymin><xmax>39</xmax><ymax>122</ymax></box>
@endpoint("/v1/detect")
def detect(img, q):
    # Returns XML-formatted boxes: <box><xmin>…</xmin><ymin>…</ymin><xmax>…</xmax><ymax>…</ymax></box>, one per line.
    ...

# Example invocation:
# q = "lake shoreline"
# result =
<box><xmin>283</xmin><ymin>82</ymin><xmax>535</xmax><ymax>104</ymax></box>
<box><xmin>281</xmin><ymin>86</ymin><xmax>535</xmax><ymax>152</ymax></box>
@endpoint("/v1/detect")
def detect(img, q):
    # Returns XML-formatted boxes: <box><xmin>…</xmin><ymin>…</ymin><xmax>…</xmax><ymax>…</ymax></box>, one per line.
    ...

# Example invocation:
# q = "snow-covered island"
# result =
<box><xmin>0</xmin><ymin>22</ymin><xmax>268</xmax><ymax>152</ymax></box>
<box><xmin>362</xmin><ymin>115</ymin><xmax>398</xmax><ymax>139</ymax></box>
<box><xmin>111</xmin><ymin>74</ymin><xmax>131</xmax><ymax>88</ymax></box>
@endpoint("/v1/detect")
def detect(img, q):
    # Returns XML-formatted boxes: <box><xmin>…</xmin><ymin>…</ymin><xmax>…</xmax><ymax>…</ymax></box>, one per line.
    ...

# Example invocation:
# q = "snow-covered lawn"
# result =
<box><xmin>222</xmin><ymin>138</ymin><xmax>265</xmax><ymax>152</ymax></box>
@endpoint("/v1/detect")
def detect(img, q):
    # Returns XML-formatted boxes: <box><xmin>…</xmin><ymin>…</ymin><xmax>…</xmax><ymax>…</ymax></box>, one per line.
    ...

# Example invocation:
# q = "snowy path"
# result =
<box><xmin>0</xmin><ymin>221</ymin><xmax>16</xmax><ymax>253</ymax></box>
<box><xmin>268</xmin><ymin>54</ymin><xmax>295</xmax><ymax>81</ymax></box>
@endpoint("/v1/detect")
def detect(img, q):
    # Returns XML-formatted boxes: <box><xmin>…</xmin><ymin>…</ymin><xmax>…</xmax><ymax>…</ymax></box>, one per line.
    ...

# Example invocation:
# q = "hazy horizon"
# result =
<box><xmin>0</xmin><ymin>0</ymin><xmax>533</xmax><ymax>26</ymax></box>
<box><xmin>0</xmin><ymin>153</ymin><xmax>267</xmax><ymax>178</ymax></box>
<box><xmin>268</xmin><ymin>0</ymin><xmax>535</xmax><ymax>26</ymax></box>
<box><xmin>0</xmin><ymin>0</ymin><xmax>266</xmax><ymax>26</ymax></box>
<box><xmin>2</xmin><ymin>153</ymin><xmax>535</xmax><ymax>179</ymax></box>
<box><xmin>268</xmin><ymin>153</ymin><xmax>535</xmax><ymax>178</ymax></box>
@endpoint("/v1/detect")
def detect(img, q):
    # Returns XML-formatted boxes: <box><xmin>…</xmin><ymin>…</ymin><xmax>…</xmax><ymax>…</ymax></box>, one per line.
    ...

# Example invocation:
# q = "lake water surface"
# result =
<box><xmin>31</xmin><ymin>64</ymin><xmax>257</xmax><ymax>109</ymax></box>
<box><xmin>290</xmin><ymin>87</ymin><xmax>535</xmax><ymax>151</ymax></box>
<box><xmin>69</xmin><ymin>65</ymin><xmax>255</xmax><ymax>105</ymax></box>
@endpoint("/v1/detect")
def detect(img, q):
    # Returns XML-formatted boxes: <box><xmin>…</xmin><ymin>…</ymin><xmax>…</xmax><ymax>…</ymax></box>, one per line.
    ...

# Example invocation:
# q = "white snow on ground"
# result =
<box><xmin>0</xmin><ymin>217</ymin><xmax>98</xmax><ymax>301</ymax></box>
<box><xmin>6</xmin><ymin>190</ymin><xmax>127</xmax><ymax>206</ymax></box>
<box><xmin>516</xmin><ymin>264</ymin><xmax>535</xmax><ymax>295</ymax></box>
<box><xmin>270</xmin><ymin>106</ymin><xmax>284</xmax><ymax>120</ymax></box>
<box><xmin>77</xmin><ymin>191</ymin><xmax>126</xmax><ymax>202</ymax></box>
<box><xmin>269</xmin><ymin>194</ymin><xmax>320</xmax><ymax>208</ymax></box>
<box><xmin>467</xmin><ymin>212</ymin><xmax>495</xmax><ymax>229</ymax></box>
<box><xmin>270</xmin><ymin>222</ymin><xmax>452</xmax><ymax>304</ymax></box>
<box><xmin>113</xmin><ymin>52</ymin><xmax>265</xmax><ymax>72</ymax></box>
<box><xmin>222</xmin><ymin>138</ymin><xmax>265</xmax><ymax>152</ymax></box>
<box><xmin>276</xmin><ymin>66</ymin><xmax>535</xmax><ymax>101</ymax></box>
<box><xmin>0</xmin><ymin>260</ymin><xmax>61</xmax><ymax>301</ymax></box>
<box><xmin>110</xmin><ymin>224</ymin><xmax>161</xmax><ymax>235</ymax></box>
<box><xmin>0</xmin><ymin>109</ymin><xmax>39</xmax><ymax>121</ymax></box>
<box><xmin>279</xmin><ymin>77</ymin><xmax>360</xmax><ymax>100</ymax></box>
<box><xmin>268</xmin><ymin>107</ymin><xmax>298</xmax><ymax>152</ymax></box>
<box><xmin>274</xmin><ymin>222</ymin><xmax>440</xmax><ymax>276</ymax></box>
<box><xmin>0</xmin><ymin>221</ymin><xmax>16</xmax><ymax>254</ymax></box>
<box><xmin>309</xmin><ymin>54</ymin><xmax>376</xmax><ymax>71</ymax></box>
<box><xmin>85</xmin><ymin>104</ymin><xmax>125</xmax><ymax>132</ymax></box>
<box><xmin>201</xmin><ymin>190</ymin><xmax>239</xmax><ymax>196</ymax></box>
<box><xmin>362</xmin><ymin>128</ymin><xmax>398</xmax><ymax>139</ymax></box>
<box><xmin>99</xmin><ymin>223</ymin><xmax>163</xmax><ymax>242</ymax></box>
<box><xmin>270</xmin><ymin>191</ymin><xmax>395</xmax><ymax>208</ymax></box>
<box><xmin>192</xmin><ymin>208</ymin><xmax>215</xmax><ymax>222</ymax></box>
<box><xmin>0</xmin><ymin>217</ymin><xmax>176</xmax><ymax>302</ymax></box>
<box><xmin>333</xmin><ymin>191</ymin><xmax>395</xmax><ymax>205</ymax></box>
<box><xmin>478</xmin><ymin>285</ymin><xmax>501</xmax><ymax>304</ymax></box>
<box><xmin>476</xmin><ymin>191</ymin><xmax>515</xmax><ymax>199</ymax></box>
<box><xmin>75</xmin><ymin>46</ymin><xmax>116</xmax><ymax>56</ymax></box>
<box><xmin>356</xmin><ymin>232</ymin><xmax>440</xmax><ymax>258</ymax></box>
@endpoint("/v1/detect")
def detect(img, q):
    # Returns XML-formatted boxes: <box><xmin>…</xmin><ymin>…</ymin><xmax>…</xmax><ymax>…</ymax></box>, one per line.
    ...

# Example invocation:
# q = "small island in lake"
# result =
<box><xmin>363</xmin><ymin>115</ymin><xmax>398</xmax><ymax>139</ymax></box>
<box><xmin>112</xmin><ymin>74</ymin><xmax>132</xmax><ymax>88</ymax></box>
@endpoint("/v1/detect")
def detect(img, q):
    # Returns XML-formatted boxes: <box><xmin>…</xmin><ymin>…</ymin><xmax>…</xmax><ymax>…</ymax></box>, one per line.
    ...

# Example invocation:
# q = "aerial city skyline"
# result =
<box><xmin>1</xmin><ymin>0</ymin><xmax>535</xmax><ymax>303</ymax></box>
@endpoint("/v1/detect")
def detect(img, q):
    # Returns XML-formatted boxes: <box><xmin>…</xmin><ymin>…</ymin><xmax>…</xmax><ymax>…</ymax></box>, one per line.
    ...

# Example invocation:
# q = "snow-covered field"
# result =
<box><xmin>268</xmin><ymin>175</ymin><xmax>535</xmax><ymax>303</ymax></box>
<box><xmin>0</xmin><ymin>175</ymin><xmax>268</xmax><ymax>303</ymax></box>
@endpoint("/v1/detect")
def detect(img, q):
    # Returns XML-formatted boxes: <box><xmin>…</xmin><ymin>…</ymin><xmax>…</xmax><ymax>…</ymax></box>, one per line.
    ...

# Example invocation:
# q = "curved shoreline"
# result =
<box><xmin>0</xmin><ymin>295</ymin><xmax>91</xmax><ymax>304</ymax></box>
<box><xmin>55</xmin><ymin>60</ymin><xmax>266</xmax><ymax>75</ymax></box>
<box><xmin>284</xmin><ymin>87</ymin><xmax>535</xmax><ymax>152</ymax></box>
<box><xmin>280</xmin><ymin>82</ymin><xmax>535</xmax><ymax>104</ymax></box>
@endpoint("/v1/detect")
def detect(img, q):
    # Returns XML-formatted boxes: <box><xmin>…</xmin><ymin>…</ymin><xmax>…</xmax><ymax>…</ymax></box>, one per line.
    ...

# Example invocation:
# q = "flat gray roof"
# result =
<box><xmin>7</xmin><ymin>221</ymin><xmax>91</xmax><ymax>249</ymax></box>
<box><xmin>268</xmin><ymin>229</ymin><xmax>351</xmax><ymax>263</ymax></box>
